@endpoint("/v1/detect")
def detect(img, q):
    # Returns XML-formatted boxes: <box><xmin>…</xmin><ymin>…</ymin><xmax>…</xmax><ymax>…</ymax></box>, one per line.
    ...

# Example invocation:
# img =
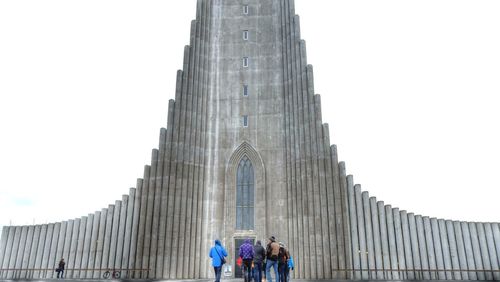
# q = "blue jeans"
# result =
<box><xmin>214</xmin><ymin>266</ymin><xmax>222</xmax><ymax>282</ymax></box>
<box><xmin>265</xmin><ymin>260</ymin><xmax>279</xmax><ymax>282</ymax></box>
<box><xmin>57</xmin><ymin>269</ymin><xmax>64</xmax><ymax>279</ymax></box>
<box><xmin>253</xmin><ymin>262</ymin><xmax>263</xmax><ymax>282</ymax></box>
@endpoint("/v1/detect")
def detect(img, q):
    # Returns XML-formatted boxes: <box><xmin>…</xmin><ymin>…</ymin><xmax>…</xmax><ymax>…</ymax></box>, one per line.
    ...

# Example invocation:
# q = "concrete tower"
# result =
<box><xmin>1</xmin><ymin>0</ymin><xmax>500</xmax><ymax>280</ymax></box>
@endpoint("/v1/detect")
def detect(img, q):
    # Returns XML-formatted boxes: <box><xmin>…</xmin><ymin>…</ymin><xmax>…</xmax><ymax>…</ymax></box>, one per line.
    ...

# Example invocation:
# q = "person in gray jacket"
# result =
<box><xmin>253</xmin><ymin>240</ymin><xmax>266</xmax><ymax>282</ymax></box>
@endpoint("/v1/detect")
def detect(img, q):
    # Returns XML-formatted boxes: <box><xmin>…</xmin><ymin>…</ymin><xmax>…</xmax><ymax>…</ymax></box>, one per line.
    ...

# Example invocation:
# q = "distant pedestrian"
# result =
<box><xmin>253</xmin><ymin>240</ymin><xmax>266</xmax><ymax>282</ymax></box>
<box><xmin>265</xmin><ymin>236</ymin><xmax>280</xmax><ymax>282</ymax></box>
<box><xmin>209</xmin><ymin>240</ymin><xmax>227</xmax><ymax>282</ymax></box>
<box><xmin>239</xmin><ymin>239</ymin><xmax>254</xmax><ymax>282</ymax></box>
<box><xmin>56</xmin><ymin>258</ymin><xmax>65</xmax><ymax>279</ymax></box>
<box><xmin>287</xmin><ymin>255</ymin><xmax>294</xmax><ymax>282</ymax></box>
<box><xmin>278</xmin><ymin>242</ymin><xmax>290</xmax><ymax>282</ymax></box>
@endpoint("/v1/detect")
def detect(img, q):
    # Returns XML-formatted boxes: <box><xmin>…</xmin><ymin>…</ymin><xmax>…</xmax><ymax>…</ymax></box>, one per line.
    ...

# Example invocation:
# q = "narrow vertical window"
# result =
<box><xmin>243</xmin><ymin>85</ymin><xmax>249</xmax><ymax>96</ymax></box>
<box><xmin>243</xmin><ymin>57</ymin><xmax>249</xmax><ymax>67</ymax></box>
<box><xmin>243</xmin><ymin>115</ymin><xmax>248</xmax><ymax>127</ymax></box>
<box><xmin>236</xmin><ymin>156</ymin><xmax>254</xmax><ymax>230</ymax></box>
<box><xmin>243</xmin><ymin>30</ymin><xmax>249</xmax><ymax>40</ymax></box>
<box><xmin>243</xmin><ymin>5</ymin><xmax>249</xmax><ymax>15</ymax></box>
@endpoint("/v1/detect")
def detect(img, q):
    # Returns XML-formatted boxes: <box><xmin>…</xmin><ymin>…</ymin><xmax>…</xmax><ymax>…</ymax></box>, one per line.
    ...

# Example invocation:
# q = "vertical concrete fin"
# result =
<box><xmin>453</xmin><ymin>221</ymin><xmax>469</xmax><ymax>280</ymax></box>
<box><xmin>143</xmin><ymin>151</ymin><xmax>159</xmax><ymax>276</ymax></box>
<box><xmin>431</xmin><ymin>218</ymin><xmax>445</xmax><ymax>280</ymax></box>
<box><xmin>439</xmin><ymin>219</ymin><xmax>453</xmax><ymax>279</ymax></box>
<box><xmin>424</xmin><ymin>217</ymin><xmax>437</xmax><ymax>280</ymax></box>
<box><xmin>401</xmin><ymin>211</ymin><xmax>415</xmax><ymax>280</ymax></box>
<box><xmin>416</xmin><ymin>215</ymin><xmax>430</xmax><ymax>280</ymax></box>
<box><xmin>347</xmin><ymin>175</ymin><xmax>360</xmax><ymax>279</ymax></box>
<box><xmin>385</xmin><ymin>205</ymin><xmax>398</xmax><ymax>279</ymax></box>
<box><xmin>115</xmin><ymin>195</ymin><xmax>128</xmax><ymax>271</ymax></box>
<box><xmin>54</xmin><ymin>222</ymin><xmax>66</xmax><ymax>278</ymax></box>
<box><xmin>354</xmin><ymin>185</ymin><xmax>367</xmax><ymax>279</ymax></box>
<box><xmin>446</xmin><ymin>220</ymin><xmax>462</xmax><ymax>280</ymax></box>
<box><xmin>74</xmin><ymin>217</ymin><xmax>87</xmax><ymax>278</ymax></box>
<box><xmin>122</xmin><ymin>189</ymin><xmax>135</xmax><ymax>278</ymax></box>
<box><xmin>368</xmin><ymin>195</ymin><xmax>380</xmax><ymax>280</ymax></box>
<box><xmin>469</xmin><ymin>222</ymin><xmax>485</xmax><ymax>280</ymax></box>
<box><xmin>129</xmin><ymin>181</ymin><xmax>142</xmax><ymax>278</ymax></box>
<box><xmin>87</xmin><ymin>212</ymin><xmax>100</xmax><ymax>278</ymax></box>
<box><xmin>94</xmin><ymin>209</ymin><xmax>107</xmax><ymax>279</ymax></box>
<box><xmin>461</xmin><ymin>222</ymin><xmax>477</xmax><ymax>280</ymax></box>
<box><xmin>47</xmin><ymin>223</ymin><xmax>61</xmax><ymax>278</ymax></box>
<box><xmin>378</xmin><ymin>201</ymin><xmax>390</xmax><ymax>280</ymax></box>
<box><xmin>151</xmin><ymin>136</ymin><xmax>166</xmax><ymax>278</ymax></box>
<box><xmin>407</xmin><ymin>214</ymin><xmax>421</xmax><ymax>279</ymax></box>
<box><xmin>80</xmin><ymin>215</ymin><xmax>93</xmax><ymax>278</ymax></box>
<box><xmin>477</xmin><ymin>222</ymin><xmax>493</xmax><ymax>280</ymax></box>
<box><xmin>393</xmin><ymin>208</ymin><xmax>406</xmax><ymax>280</ymax></box>
<box><xmin>101</xmin><ymin>205</ymin><xmax>114</xmax><ymax>274</ymax></box>
<box><xmin>20</xmin><ymin>226</ymin><xmax>34</xmax><ymax>278</ymax></box>
<box><xmin>362</xmin><ymin>192</ymin><xmax>375</xmax><ymax>280</ymax></box>
<box><xmin>108</xmin><ymin>201</ymin><xmax>121</xmax><ymax>272</ymax></box>
<box><xmin>14</xmin><ymin>226</ymin><xmax>28</xmax><ymax>279</ymax></box>
<box><xmin>484</xmin><ymin>223</ymin><xmax>500</xmax><ymax>280</ymax></box>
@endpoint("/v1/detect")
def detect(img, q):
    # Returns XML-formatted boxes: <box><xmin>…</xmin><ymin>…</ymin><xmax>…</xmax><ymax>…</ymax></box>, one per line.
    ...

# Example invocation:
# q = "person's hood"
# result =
<box><xmin>215</xmin><ymin>239</ymin><xmax>222</xmax><ymax>246</ymax></box>
<box><xmin>256</xmin><ymin>240</ymin><xmax>262</xmax><ymax>246</ymax></box>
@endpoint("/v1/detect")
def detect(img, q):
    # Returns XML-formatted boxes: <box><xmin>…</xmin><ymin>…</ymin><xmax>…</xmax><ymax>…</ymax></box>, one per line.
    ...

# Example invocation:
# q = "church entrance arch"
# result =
<box><xmin>224</xmin><ymin>142</ymin><xmax>267</xmax><ymax>277</ymax></box>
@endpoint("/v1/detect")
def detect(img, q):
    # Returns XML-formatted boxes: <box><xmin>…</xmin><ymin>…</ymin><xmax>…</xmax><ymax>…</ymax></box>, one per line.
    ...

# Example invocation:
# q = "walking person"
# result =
<box><xmin>265</xmin><ymin>236</ymin><xmax>280</xmax><ymax>282</ymax></box>
<box><xmin>209</xmin><ymin>240</ymin><xmax>227</xmax><ymax>282</ymax></box>
<box><xmin>239</xmin><ymin>239</ymin><xmax>254</xmax><ymax>282</ymax></box>
<box><xmin>56</xmin><ymin>258</ymin><xmax>65</xmax><ymax>279</ymax></box>
<box><xmin>253</xmin><ymin>240</ymin><xmax>266</xmax><ymax>282</ymax></box>
<box><xmin>287</xmin><ymin>255</ymin><xmax>294</xmax><ymax>282</ymax></box>
<box><xmin>278</xmin><ymin>243</ymin><xmax>290</xmax><ymax>282</ymax></box>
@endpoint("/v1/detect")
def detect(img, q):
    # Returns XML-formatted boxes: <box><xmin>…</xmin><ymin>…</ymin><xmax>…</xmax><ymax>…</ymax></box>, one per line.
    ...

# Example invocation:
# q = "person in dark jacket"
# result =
<box><xmin>266</xmin><ymin>236</ymin><xmax>280</xmax><ymax>282</ymax></box>
<box><xmin>239</xmin><ymin>239</ymin><xmax>254</xmax><ymax>282</ymax></box>
<box><xmin>56</xmin><ymin>258</ymin><xmax>65</xmax><ymax>279</ymax></box>
<box><xmin>253</xmin><ymin>240</ymin><xmax>266</xmax><ymax>282</ymax></box>
<box><xmin>209</xmin><ymin>240</ymin><xmax>228</xmax><ymax>282</ymax></box>
<box><xmin>278</xmin><ymin>243</ymin><xmax>290</xmax><ymax>282</ymax></box>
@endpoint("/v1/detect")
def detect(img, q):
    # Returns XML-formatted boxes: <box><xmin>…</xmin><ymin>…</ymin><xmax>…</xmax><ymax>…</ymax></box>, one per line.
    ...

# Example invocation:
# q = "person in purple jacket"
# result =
<box><xmin>239</xmin><ymin>239</ymin><xmax>255</xmax><ymax>282</ymax></box>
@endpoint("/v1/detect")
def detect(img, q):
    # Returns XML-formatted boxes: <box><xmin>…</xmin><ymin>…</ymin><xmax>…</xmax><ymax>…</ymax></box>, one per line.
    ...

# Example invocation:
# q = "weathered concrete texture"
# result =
<box><xmin>1</xmin><ymin>0</ymin><xmax>499</xmax><ymax>280</ymax></box>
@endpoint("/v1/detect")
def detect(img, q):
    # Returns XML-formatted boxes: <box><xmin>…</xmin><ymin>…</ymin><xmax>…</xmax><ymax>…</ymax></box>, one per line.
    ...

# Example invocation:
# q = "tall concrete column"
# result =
<box><xmin>469</xmin><ymin>222</ymin><xmax>485</xmax><ymax>280</ymax></box>
<box><xmin>476</xmin><ymin>223</ymin><xmax>492</xmax><ymax>280</ymax></box>
<box><xmin>423</xmin><ymin>217</ymin><xmax>437</xmax><ymax>280</ymax></box>
<box><xmin>378</xmin><ymin>201</ymin><xmax>391</xmax><ymax>280</ymax></box>
<box><xmin>438</xmin><ymin>219</ymin><xmax>452</xmax><ymax>279</ymax></box>
<box><xmin>385</xmin><ymin>205</ymin><xmax>398</xmax><ymax>279</ymax></box>
<box><xmin>122</xmin><ymin>189</ymin><xmax>135</xmax><ymax>277</ymax></box>
<box><xmin>416</xmin><ymin>215</ymin><xmax>430</xmax><ymax>280</ymax></box>
<box><xmin>33</xmin><ymin>225</ymin><xmax>47</xmax><ymax>278</ymax></box>
<box><xmin>0</xmin><ymin>227</ymin><xmax>8</xmax><ymax>278</ymax></box>
<box><xmin>41</xmin><ymin>224</ymin><xmax>54</xmax><ymax>278</ymax></box>
<box><xmin>21</xmin><ymin>226</ymin><xmax>35</xmax><ymax>278</ymax></box>
<box><xmin>354</xmin><ymin>185</ymin><xmax>367</xmax><ymax>279</ymax></box>
<box><xmin>461</xmin><ymin>222</ymin><xmax>477</xmax><ymax>280</ymax></box>
<box><xmin>68</xmin><ymin>219</ymin><xmax>81</xmax><ymax>278</ymax></box>
<box><xmin>401</xmin><ymin>211</ymin><xmax>414</xmax><ymax>280</ymax></box>
<box><xmin>116</xmin><ymin>196</ymin><xmax>128</xmax><ymax>271</ymax></box>
<box><xmin>2</xmin><ymin>227</ymin><xmax>15</xmax><ymax>279</ymax></box>
<box><xmin>453</xmin><ymin>221</ymin><xmax>469</xmax><ymax>280</ymax></box>
<box><xmin>136</xmin><ymin>166</ymin><xmax>150</xmax><ymax>278</ymax></box>
<box><xmin>431</xmin><ymin>218</ymin><xmax>445</xmax><ymax>280</ymax></box>
<box><xmin>47</xmin><ymin>223</ymin><xmax>61</xmax><ymax>278</ymax></box>
<box><xmin>74</xmin><ymin>217</ymin><xmax>87</xmax><ymax>278</ymax></box>
<box><xmin>81</xmin><ymin>215</ymin><xmax>93</xmax><ymax>278</ymax></box>
<box><xmin>446</xmin><ymin>220</ymin><xmax>461</xmax><ymax>280</ymax></box>
<box><xmin>14</xmin><ymin>226</ymin><xmax>28</xmax><ymax>279</ymax></box>
<box><xmin>94</xmin><ymin>209</ymin><xmax>107</xmax><ymax>279</ymax></box>
<box><xmin>27</xmin><ymin>225</ymin><xmax>41</xmax><ymax>279</ymax></box>
<box><xmin>54</xmin><ymin>221</ymin><xmax>66</xmax><ymax>278</ymax></box>
<box><xmin>369</xmin><ymin>197</ymin><xmax>383</xmax><ymax>280</ymax></box>
<box><xmin>101</xmin><ymin>205</ymin><xmax>114</xmax><ymax>275</ymax></box>
<box><xmin>347</xmin><ymin>175</ymin><xmax>360</xmax><ymax>279</ymax></box>
<box><xmin>362</xmin><ymin>192</ymin><xmax>375</xmax><ymax>280</ymax></box>
<box><xmin>129</xmin><ymin>182</ymin><xmax>142</xmax><ymax>278</ymax></box>
<box><xmin>393</xmin><ymin>208</ymin><xmax>406</xmax><ymax>280</ymax></box>
<box><xmin>7</xmin><ymin>226</ymin><xmax>21</xmax><ymax>279</ymax></box>
<box><xmin>484</xmin><ymin>223</ymin><xmax>500</xmax><ymax>280</ymax></box>
<box><xmin>408</xmin><ymin>214</ymin><xmax>422</xmax><ymax>279</ymax></box>
<box><xmin>109</xmin><ymin>200</ymin><xmax>121</xmax><ymax>270</ymax></box>
<box><xmin>87</xmin><ymin>212</ymin><xmax>100</xmax><ymax>278</ymax></box>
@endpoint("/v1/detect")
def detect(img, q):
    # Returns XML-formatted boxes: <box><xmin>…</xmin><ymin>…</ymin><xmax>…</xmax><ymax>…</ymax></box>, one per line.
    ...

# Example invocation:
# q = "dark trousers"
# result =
<box><xmin>57</xmin><ymin>269</ymin><xmax>64</xmax><ymax>279</ymax></box>
<box><xmin>243</xmin><ymin>259</ymin><xmax>253</xmax><ymax>282</ymax></box>
<box><xmin>253</xmin><ymin>262</ymin><xmax>263</xmax><ymax>282</ymax></box>
<box><xmin>278</xmin><ymin>263</ymin><xmax>288</xmax><ymax>282</ymax></box>
<box><xmin>214</xmin><ymin>266</ymin><xmax>222</xmax><ymax>282</ymax></box>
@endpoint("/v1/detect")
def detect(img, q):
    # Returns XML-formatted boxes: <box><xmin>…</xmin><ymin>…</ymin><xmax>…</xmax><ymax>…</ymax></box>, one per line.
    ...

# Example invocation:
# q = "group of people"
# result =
<box><xmin>209</xmin><ymin>236</ymin><xmax>294</xmax><ymax>282</ymax></box>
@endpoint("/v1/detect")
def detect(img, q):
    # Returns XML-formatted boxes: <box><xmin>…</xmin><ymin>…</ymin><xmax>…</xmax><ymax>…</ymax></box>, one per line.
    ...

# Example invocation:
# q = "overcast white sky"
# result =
<box><xmin>1</xmin><ymin>0</ymin><xmax>499</xmax><ymax>233</ymax></box>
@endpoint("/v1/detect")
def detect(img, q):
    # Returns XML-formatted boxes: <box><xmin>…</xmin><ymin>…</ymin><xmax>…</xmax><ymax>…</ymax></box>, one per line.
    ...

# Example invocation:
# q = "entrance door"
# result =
<box><xmin>234</xmin><ymin>238</ymin><xmax>255</xmax><ymax>278</ymax></box>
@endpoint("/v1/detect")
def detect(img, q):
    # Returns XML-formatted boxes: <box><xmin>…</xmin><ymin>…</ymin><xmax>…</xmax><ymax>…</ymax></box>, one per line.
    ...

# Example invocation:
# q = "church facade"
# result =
<box><xmin>1</xmin><ymin>0</ymin><xmax>499</xmax><ymax>280</ymax></box>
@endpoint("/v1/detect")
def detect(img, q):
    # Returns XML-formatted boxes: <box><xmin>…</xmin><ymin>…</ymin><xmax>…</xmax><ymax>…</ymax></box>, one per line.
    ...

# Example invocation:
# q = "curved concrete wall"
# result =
<box><xmin>346</xmin><ymin>183</ymin><xmax>500</xmax><ymax>280</ymax></box>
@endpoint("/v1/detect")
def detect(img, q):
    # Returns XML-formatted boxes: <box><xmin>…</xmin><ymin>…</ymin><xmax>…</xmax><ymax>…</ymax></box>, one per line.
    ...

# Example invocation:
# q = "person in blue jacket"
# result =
<box><xmin>209</xmin><ymin>239</ymin><xmax>228</xmax><ymax>282</ymax></box>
